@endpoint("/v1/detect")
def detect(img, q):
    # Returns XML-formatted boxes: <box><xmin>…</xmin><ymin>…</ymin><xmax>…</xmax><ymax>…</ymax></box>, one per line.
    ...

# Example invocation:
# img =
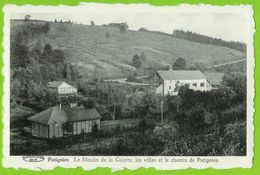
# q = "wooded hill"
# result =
<box><xmin>11</xmin><ymin>20</ymin><xmax>246</xmax><ymax>78</ymax></box>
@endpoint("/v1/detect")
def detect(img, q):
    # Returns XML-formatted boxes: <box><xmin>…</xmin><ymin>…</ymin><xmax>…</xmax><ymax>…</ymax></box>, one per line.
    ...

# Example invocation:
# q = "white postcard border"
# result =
<box><xmin>2</xmin><ymin>4</ymin><xmax>255</xmax><ymax>170</ymax></box>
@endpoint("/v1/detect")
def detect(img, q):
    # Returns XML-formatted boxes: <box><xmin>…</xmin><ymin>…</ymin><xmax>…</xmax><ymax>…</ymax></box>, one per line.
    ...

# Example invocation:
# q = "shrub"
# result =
<box><xmin>82</xmin><ymin>97</ymin><xmax>96</xmax><ymax>109</ymax></box>
<box><xmin>172</xmin><ymin>57</ymin><xmax>187</xmax><ymax>70</ymax></box>
<box><xmin>47</xmin><ymin>138</ymin><xmax>65</xmax><ymax>149</ymax></box>
<box><xmin>222</xmin><ymin>121</ymin><xmax>246</xmax><ymax>156</ymax></box>
<box><xmin>92</xmin><ymin>123</ymin><xmax>99</xmax><ymax>137</ymax></box>
<box><xmin>132</xmin><ymin>54</ymin><xmax>142</xmax><ymax>69</ymax></box>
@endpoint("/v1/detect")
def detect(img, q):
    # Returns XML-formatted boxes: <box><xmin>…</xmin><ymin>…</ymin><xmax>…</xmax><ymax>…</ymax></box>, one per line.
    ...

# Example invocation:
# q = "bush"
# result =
<box><xmin>137</xmin><ymin>119</ymin><xmax>149</xmax><ymax>132</ymax></box>
<box><xmin>132</xmin><ymin>54</ymin><xmax>142</xmax><ymax>69</ymax></box>
<box><xmin>174</xmin><ymin>111</ymin><xmax>188</xmax><ymax>125</ymax></box>
<box><xmin>223</xmin><ymin>121</ymin><xmax>246</xmax><ymax>155</ymax></box>
<box><xmin>92</xmin><ymin>123</ymin><xmax>99</xmax><ymax>137</ymax></box>
<box><xmin>47</xmin><ymin>138</ymin><xmax>65</xmax><ymax>149</ymax></box>
<box><xmin>172</xmin><ymin>57</ymin><xmax>187</xmax><ymax>70</ymax></box>
<box><xmin>187</xmin><ymin>105</ymin><xmax>213</xmax><ymax>130</ymax></box>
<box><xmin>82</xmin><ymin>97</ymin><xmax>96</xmax><ymax>109</ymax></box>
<box><xmin>219</xmin><ymin>103</ymin><xmax>246</xmax><ymax>124</ymax></box>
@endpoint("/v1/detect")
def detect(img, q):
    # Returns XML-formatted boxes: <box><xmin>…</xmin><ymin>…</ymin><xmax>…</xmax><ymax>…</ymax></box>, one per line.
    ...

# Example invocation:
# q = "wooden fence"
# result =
<box><xmin>100</xmin><ymin>118</ymin><xmax>141</xmax><ymax>131</ymax></box>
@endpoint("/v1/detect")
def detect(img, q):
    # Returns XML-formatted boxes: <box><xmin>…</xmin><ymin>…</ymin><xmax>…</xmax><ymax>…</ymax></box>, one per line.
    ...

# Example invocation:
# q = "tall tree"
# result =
<box><xmin>132</xmin><ymin>54</ymin><xmax>142</xmax><ymax>69</ymax></box>
<box><xmin>90</xmin><ymin>20</ymin><xmax>95</xmax><ymax>27</ymax></box>
<box><xmin>24</xmin><ymin>15</ymin><xmax>31</xmax><ymax>21</ymax></box>
<box><xmin>140</xmin><ymin>52</ymin><xmax>147</xmax><ymax>61</ymax></box>
<box><xmin>172</xmin><ymin>57</ymin><xmax>187</xmax><ymax>70</ymax></box>
<box><xmin>119</xmin><ymin>22</ymin><xmax>128</xmax><ymax>33</ymax></box>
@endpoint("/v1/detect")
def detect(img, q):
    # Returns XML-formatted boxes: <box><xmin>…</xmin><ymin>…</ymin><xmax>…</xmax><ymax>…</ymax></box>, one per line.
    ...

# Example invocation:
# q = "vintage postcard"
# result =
<box><xmin>2</xmin><ymin>3</ymin><xmax>255</xmax><ymax>170</ymax></box>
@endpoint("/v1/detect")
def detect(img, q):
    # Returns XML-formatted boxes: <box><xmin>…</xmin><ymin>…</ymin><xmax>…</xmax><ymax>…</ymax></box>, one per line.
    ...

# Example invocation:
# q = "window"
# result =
<box><xmin>200</xmin><ymin>83</ymin><xmax>205</xmax><ymax>87</ymax></box>
<box><xmin>193</xmin><ymin>83</ymin><xmax>197</xmax><ymax>87</ymax></box>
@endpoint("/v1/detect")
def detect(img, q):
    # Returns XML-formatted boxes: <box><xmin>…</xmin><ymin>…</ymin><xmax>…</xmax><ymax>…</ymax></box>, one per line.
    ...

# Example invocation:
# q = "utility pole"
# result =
<box><xmin>113</xmin><ymin>102</ymin><xmax>116</xmax><ymax>121</ymax></box>
<box><xmin>160</xmin><ymin>100</ymin><xmax>164</xmax><ymax>122</ymax></box>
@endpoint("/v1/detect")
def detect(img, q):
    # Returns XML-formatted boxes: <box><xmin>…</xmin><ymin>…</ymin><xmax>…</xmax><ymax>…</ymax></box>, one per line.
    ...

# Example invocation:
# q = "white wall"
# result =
<box><xmin>157</xmin><ymin>79</ymin><xmax>210</xmax><ymax>95</ymax></box>
<box><xmin>72</xmin><ymin>119</ymin><xmax>100</xmax><ymax>135</ymax></box>
<box><xmin>58</xmin><ymin>82</ymin><xmax>77</xmax><ymax>94</ymax></box>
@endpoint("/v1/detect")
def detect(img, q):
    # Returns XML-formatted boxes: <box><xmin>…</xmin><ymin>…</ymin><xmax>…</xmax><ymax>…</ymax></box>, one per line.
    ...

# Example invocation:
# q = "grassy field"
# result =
<box><xmin>11</xmin><ymin>20</ymin><xmax>246</xmax><ymax>78</ymax></box>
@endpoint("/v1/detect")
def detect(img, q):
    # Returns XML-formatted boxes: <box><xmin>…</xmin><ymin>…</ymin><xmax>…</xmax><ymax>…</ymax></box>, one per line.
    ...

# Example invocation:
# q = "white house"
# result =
<box><xmin>48</xmin><ymin>81</ymin><xmax>77</xmax><ymax>95</ymax></box>
<box><xmin>156</xmin><ymin>70</ymin><xmax>212</xmax><ymax>96</ymax></box>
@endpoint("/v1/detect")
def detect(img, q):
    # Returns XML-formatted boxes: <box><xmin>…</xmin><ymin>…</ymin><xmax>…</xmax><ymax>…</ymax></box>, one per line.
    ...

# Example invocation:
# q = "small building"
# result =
<box><xmin>27</xmin><ymin>106</ymin><xmax>101</xmax><ymax>138</ymax></box>
<box><xmin>48</xmin><ymin>81</ymin><xmax>77</xmax><ymax>95</ymax></box>
<box><xmin>156</xmin><ymin>70</ymin><xmax>211</xmax><ymax>96</ymax></box>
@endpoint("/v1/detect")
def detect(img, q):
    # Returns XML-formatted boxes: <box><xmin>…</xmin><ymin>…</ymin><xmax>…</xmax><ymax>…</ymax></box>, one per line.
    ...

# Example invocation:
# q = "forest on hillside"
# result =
<box><xmin>11</xmin><ymin>19</ymin><xmax>246</xmax><ymax>78</ymax></box>
<box><xmin>172</xmin><ymin>30</ymin><xmax>247</xmax><ymax>52</ymax></box>
<box><xmin>11</xmin><ymin>21</ymin><xmax>81</xmax><ymax>110</ymax></box>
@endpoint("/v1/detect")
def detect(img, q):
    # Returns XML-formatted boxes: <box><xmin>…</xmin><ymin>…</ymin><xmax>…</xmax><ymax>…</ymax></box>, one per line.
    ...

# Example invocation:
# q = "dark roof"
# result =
<box><xmin>28</xmin><ymin>107</ymin><xmax>101</xmax><ymax>125</ymax></box>
<box><xmin>65</xmin><ymin>108</ymin><xmax>102</xmax><ymax>122</ymax></box>
<box><xmin>27</xmin><ymin>106</ymin><xmax>67</xmax><ymax>125</ymax></box>
<box><xmin>157</xmin><ymin>70</ymin><xmax>206</xmax><ymax>80</ymax></box>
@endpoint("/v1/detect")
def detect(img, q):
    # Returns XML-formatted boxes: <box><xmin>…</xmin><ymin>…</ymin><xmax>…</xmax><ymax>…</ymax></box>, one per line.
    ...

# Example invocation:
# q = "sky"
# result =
<box><xmin>10</xmin><ymin>5</ymin><xmax>250</xmax><ymax>43</ymax></box>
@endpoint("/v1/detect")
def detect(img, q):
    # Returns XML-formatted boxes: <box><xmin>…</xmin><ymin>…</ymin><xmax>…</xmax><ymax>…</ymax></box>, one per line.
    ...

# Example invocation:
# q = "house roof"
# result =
<box><xmin>48</xmin><ymin>81</ymin><xmax>65</xmax><ymax>88</ymax></box>
<box><xmin>28</xmin><ymin>107</ymin><xmax>101</xmax><ymax>125</ymax></box>
<box><xmin>27</xmin><ymin>106</ymin><xmax>67</xmax><ymax>125</ymax></box>
<box><xmin>157</xmin><ymin>70</ymin><xmax>207</xmax><ymax>80</ymax></box>
<box><xmin>203</xmin><ymin>72</ymin><xmax>224</xmax><ymax>85</ymax></box>
<box><xmin>48</xmin><ymin>81</ymin><xmax>76</xmax><ymax>88</ymax></box>
<box><xmin>65</xmin><ymin>108</ymin><xmax>102</xmax><ymax>122</ymax></box>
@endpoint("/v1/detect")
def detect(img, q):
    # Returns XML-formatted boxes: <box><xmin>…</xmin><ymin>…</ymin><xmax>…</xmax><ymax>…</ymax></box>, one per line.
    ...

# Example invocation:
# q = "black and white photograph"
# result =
<box><xmin>3</xmin><ymin>4</ymin><xmax>254</xmax><ymax>169</ymax></box>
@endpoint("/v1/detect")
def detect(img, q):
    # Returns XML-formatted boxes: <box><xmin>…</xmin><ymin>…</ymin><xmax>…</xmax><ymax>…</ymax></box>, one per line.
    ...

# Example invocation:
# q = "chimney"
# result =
<box><xmin>59</xmin><ymin>103</ymin><xmax>62</xmax><ymax>110</ymax></box>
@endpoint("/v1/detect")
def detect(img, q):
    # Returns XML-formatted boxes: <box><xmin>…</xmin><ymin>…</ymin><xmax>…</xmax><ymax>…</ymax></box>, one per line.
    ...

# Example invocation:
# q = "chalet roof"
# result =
<box><xmin>27</xmin><ymin>106</ymin><xmax>67</xmax><ymax>125</ymax></box>
<box><xmin>28</xmin><ymin>107</ymin><xmax>101</xmax><ymax>125</ymax></box>
<box><xmin>65</xmin><ymin>108</ymin><xmax>102</xmax><ymax>122</ymax></box>
<box><xmin>157</xmin><ymin>70</ymin><xmax>207</xmax><ymax>81</ymax></box>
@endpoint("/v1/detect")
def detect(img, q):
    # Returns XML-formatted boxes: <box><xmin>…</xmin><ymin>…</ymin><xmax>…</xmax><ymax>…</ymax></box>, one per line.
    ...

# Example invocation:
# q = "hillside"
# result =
<box><xmin>11</xmin><ymin>20</ymin><xmax>246</xmax><ymax>78</ymax></box>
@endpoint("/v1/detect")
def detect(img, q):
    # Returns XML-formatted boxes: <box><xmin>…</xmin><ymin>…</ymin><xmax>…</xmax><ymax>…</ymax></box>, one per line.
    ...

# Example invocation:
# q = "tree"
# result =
<box><xmin>105</xmin><ymin>32</ymin><xmax>110</xmax><ymax>38</ymax></box>
<box><xmin>82</xmin><ymin>97</ymin><xmax>96</xmax><ymax>109</ymax></box>
<box><xmin>43</xmin><ymin>23</ymin><xmax>50</xmax><ymax>34</ymax></box>
<box><xmin>91</xmin><ymin>123</ymin><xmax>99</xmax><ymax>137</ymax></box>
<box><xmin>187</xmin><ymin>104</ymin><xmax>209</xmax><ymax>129</ymax></box>
<box><xmin>178</xmin><ymin>86</ymin><xmax>197</xmax><ymax>110</ymax></box>
<box><xmin>132</xmin><ymin>54</ymin><xmax>142</xmax><ymax>69</ymax></box>
<box><xmin>11</xmin><ymin>43</ymin><xmax>30</xmax><ymax>68</ymax></box>
<box><xmin>39</xmin><ymin>89</ymin><xmax>59</xmax><ymax>108</ymax></box>
<box><xmin>62</xmin><ymin>122</ymin><xmax>73</xmax><ymax>135</ymax></box>
<box><xmin>172</xmin><ymin>57</ymin><xmax>187</xmax><ymax>70</ymax></box>
<box><xmin>167</xmin><ymin>95</ymin><xmax>182</xmax><ymax>113</ymax></box>
<box><xmin>90</xmin><ymin>20</ymin><xmax>95</xmax><ymax>27</ymax></box>
<box><xmin>24</xmin><ymin>15</ymin><xmax>31</xmax><ymax>21</ymax></box>
<box><xmin>43</xmin><ymin>44</ymin><xmax>53</xmax><ymax>55</ymax></box>
<box><xmin>222</xmin><ymin>73</ymin><xmax>246</xmax><ymax>101</ymax></box>
<box><xmin>140</xmin><ymin>52</ymin><xmax>147</xmax><ymax>61</ymax></box>
<box><xmin>119</xmin><ymin>22</ymin><xmax>128</xmax><ymax>33</ymax></box>
<box><xmin>11</xmin><ymin>79</ymin><xmax>21</xmax><ymax>99</ymax></box>
<box><xmin>126</xmin><ymin>74</ymin><xmax>138</xmax><ymax>82</ymax></box>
